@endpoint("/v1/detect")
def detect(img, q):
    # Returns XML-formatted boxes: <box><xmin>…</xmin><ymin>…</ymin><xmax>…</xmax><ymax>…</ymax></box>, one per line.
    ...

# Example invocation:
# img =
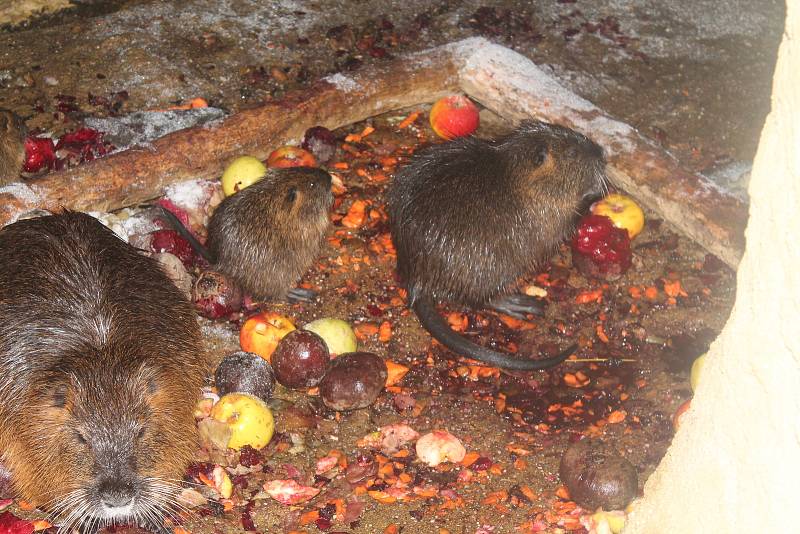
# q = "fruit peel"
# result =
<box><xmin>415</xmin><ymin>430</ymin><xmax>466</xmax><ymax>466</ymax></box>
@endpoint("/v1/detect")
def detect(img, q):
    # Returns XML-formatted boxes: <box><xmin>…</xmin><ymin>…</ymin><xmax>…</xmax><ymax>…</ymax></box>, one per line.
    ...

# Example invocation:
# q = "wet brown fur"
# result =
<box><xmin>387</xmin><ymin>120</ymin><xmax>607</xmax><ymax>369</ymax></box>
<box><xmin>183</xmin><ymin>167</ymin><xmax>333</xmax><ymax>300</ymax></box>
<box><xmin>0</xmin><ymin>109</ymin><xmax>26</xmax><ymax>185</ymax></box>
<box><xmin>388</xmin><ymin>120</ymin><xmax>607</xmax><ymax>307</ymax></box>
<box><xmin>0</xmin><ymin>212</ymin><xmax>207</xmax><ymax>528</ymax></box>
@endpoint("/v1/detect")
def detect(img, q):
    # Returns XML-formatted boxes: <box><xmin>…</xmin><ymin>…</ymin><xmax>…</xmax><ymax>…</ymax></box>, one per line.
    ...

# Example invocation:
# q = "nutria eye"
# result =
<box><xmin>75</xmin><ymin>431</ymin><xmax>88</xmax><ymax>445</ymax></box>
<box><xmin>286</xmin><ymin>187</ymin><xmax>298</xmax><ymax>203</ymax></box>
<box><xmin>532</xmin><ymin>146</ymin><xmax>547</xmax><ymax>167</ymax></box>
<box><xmin>137</xmin><ymin>427</ymin><xmax>146</xmax><ymax>440</ymax></box>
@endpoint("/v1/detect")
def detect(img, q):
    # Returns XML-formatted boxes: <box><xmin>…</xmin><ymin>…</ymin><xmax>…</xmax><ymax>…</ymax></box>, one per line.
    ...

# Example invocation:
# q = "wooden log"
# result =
<box><xmin>0</xmin><ymin>37</ymin><xmax>746</xmax><ymax>268</ymax></box>
<box><xmin>0</xmin><ymin>51</ymin><xmax>460</xmax><ymax>224</ymax></box>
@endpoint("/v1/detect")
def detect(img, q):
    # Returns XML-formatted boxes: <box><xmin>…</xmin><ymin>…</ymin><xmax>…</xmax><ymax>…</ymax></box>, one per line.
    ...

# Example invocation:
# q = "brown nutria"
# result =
<box><xmin>0</xmin><ymin>211</ymin><xmax>207</xmax><ymax>532</ymax></box>
<box><xmin>387</xmin><ymin>119</ymin><xmax>607</xmax><ymax>370</ymax></box>
<box><xmin>0</xmin><ymin>109</ymin><xmax>27</xmax><ymax>185</ymax></box>
<box><xmin>159</xmin><ymin>166</ymin><xmax>333</xmax><ymax>302</ymax></box>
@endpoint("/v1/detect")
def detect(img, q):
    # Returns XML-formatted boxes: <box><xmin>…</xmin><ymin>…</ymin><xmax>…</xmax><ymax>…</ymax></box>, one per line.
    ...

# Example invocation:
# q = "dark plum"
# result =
<box><xmin>319</xmin><ymin>352</ymin><xmax>387</xmax><ymax>411</ymax></box>
<box><xmin>214</xmin><ymin>351</ymin><xmax>276</xmax><ymax>403</ymax></box>
<box><xmin>271</xmin><ymin>330</ymin><xmax>330</xmax><ymax>389</ymax></box>
<box><xmin>559</xmin><ymin>439</ymin><xmax>638</xmax><ymax>510</ymax></box>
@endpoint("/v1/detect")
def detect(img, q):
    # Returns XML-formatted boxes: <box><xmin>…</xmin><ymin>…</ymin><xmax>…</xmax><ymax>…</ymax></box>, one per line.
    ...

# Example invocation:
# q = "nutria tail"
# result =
<box><xmin>158</xmin><ymin>206</ymin><xmax>214</xmax><ymax>264</ymax></box>
<box><xmin>412</xmin><ymin>295</ymin><xmax>576</xmax><ymax>370</ymax></box>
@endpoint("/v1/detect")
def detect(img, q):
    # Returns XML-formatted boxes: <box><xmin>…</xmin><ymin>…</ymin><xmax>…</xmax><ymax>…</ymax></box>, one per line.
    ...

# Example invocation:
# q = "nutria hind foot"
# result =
<box><xmin>287</xmin><ymin>287</ymin><xmax>317</xmax><ymax>303</ymax></box>
<box><xmin>489</xmin><ymin>293</ymin><xmax>546</xmax><ymax>319</ymax></box>
<box><xmin>412</xmin><ymin>295</ymin><xmax>576</xmax><ymax>370</ymax></box>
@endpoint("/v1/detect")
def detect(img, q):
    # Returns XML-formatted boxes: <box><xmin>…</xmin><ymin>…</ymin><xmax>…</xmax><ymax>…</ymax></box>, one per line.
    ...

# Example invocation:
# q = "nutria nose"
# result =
<box><xmin>99</xmin><ymin>480</ymin><xmax>135</xmax><ymax>509</ymax></box>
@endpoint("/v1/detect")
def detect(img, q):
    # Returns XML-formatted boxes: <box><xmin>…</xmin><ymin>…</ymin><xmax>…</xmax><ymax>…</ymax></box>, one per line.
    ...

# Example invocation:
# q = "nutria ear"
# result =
<box><xmin>531</xmin><ymin>143</ymin><xmax>547</xmax><ymax>168</ymax></box>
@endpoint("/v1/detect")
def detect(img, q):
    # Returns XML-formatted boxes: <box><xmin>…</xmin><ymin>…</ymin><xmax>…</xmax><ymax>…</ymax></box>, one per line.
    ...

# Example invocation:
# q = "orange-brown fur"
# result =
<box><xmin>0</xmin><ymin>212</ymin><xmax>207</xmax><ymax>530</ymax></box>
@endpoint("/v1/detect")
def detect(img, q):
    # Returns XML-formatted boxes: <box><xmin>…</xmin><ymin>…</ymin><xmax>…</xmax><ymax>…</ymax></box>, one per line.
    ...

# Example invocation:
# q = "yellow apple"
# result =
<box><xmin>302</xmin><ymin>317</ymin><xmax>358</xmax><ymax>356</ymax></box>
<box><xmin>239</xmin><ymin>311</ymin><xmax>296</xmax><ymax>362</ymax></box>
<box><xmin>210</xmin><ymin>393</ymin><xmax>275</xmax><ymax>450</ymax></box>
<box><xmin>690</xmin><ymin>353</ymin><xmax>707</xmax><ymax>392</ymax></box>
<box><xmin>221</xmin><ymin>156</ymin><xmax>267</xmax><ymax>196</ymax></box>
<box><xmin>591</xmin><ymin>193</ymin><xmax>645</xmax><ymax>239</ymax></box>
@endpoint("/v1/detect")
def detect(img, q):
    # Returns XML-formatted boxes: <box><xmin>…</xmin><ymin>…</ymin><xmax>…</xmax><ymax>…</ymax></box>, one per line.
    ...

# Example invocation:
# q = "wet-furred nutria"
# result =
<box><xmin>387</xmin><ymin>120</ymin><xmax>607</xmax><ymax>370</ymax></box>
<box><xmin>0</xmin><ymin>109</ymin><xmax>27</xmax><ymax>185</ymax></box>
<box><xmin>160</xmin><ymin>166</ymin><xmax>333</xmax><ymax>302</ymax></box>
<box><xmin>0</xmin><ymin>211</ymin><xmax>207</xmax><ymax>532</ymax></box>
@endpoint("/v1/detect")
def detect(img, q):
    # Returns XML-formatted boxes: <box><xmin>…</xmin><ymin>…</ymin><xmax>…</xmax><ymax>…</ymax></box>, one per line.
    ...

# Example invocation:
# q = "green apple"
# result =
<box><xmin>302</xmin><ymin>317</ymin><xmax>357</xmax><ymax>356</ymax></box>
<box><xmin>221</xmin><ymin>156</ymin><xmax>267</xmax><ymax>196</ymax></box>
<box><xmin>210</xmin><ymin>392</ymin><xmax>274</xmax><ymax>450</ymax></box>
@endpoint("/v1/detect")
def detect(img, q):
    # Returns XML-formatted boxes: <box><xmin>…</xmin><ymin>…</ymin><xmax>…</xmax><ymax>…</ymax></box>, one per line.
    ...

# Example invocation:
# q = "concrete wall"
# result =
<box><xmin>624</xmin><ymin>1</ymin><xmax>800</xmax><ymax>531</ymax></box>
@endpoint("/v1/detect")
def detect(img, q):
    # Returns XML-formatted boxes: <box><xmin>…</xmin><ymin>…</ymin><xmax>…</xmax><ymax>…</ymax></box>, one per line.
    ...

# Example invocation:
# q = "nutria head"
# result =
<box><xmin>387</xmin><ymin>119</ymin><xmax>607</xmax><ymax>306</ymax></box>
<box><xmin>208</xmin><ymin>166</ymin><xmax>333</xmax><ymax>299</ymax></box>
<box><xmin>2</xmin><ymin>344</ymin><xmax>202</xmax><ymax>532</ymax></box>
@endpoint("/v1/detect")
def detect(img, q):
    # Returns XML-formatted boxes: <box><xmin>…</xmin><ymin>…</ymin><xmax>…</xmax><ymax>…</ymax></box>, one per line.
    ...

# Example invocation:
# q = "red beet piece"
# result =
<box><xmin>0</xmin><ymin>512</ymin><xmax>33</xmax><ymax>534</ymax></box>
<box><xmin>572</xmin><ymin>214</ymin><xmax>632</xmax><ymax>276</ymax></box>
<box><xmin>55</xmin><ymin>127</ymin><xmax>112</xmax><ymax>165</ymax></box>
<box><xmin>301</xmin><ymin>126</ymin><xmax>337</xmax><ymax>164</ymax></box>
<box><xmin>150</xmin><ymin>229</ymin><xmax>196</xmax><ymax>267</ymax></box>
<box><xmin>193</xmin><ymin>270</ymin><xmax>243</xmax><ymax>319</ymax></box>
<box><xmin>23</xmin><ymin>137</ymin><xmax>56</xmax><ymax>173</ymax></box>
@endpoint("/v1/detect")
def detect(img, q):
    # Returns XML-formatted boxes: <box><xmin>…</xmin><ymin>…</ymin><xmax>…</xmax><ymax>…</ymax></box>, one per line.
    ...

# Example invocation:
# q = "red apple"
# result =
<box><xmin>591</xmin><ymin>193</ymin><xmax>646</xmax><ymax>239</ymax></box>
<box><xmin>429</xmin><ymin>95</ymin><xmax>480</xmax><ymax>140</ymax></box>
<box><xmin>239</xmin><ymin>311</ymin><xmax>296</xmax><ymax>362</ymax></box>
<box><xmin>266</xmin><ymin>146</ymin><xmax>317</xmax><ymax>168</ymax></box>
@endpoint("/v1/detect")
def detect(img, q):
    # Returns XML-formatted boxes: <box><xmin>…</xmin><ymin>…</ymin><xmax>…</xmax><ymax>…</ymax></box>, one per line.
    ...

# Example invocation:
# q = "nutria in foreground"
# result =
<box><xmin>0</xmin><ymin>211</ymin><xmax>207</xmax><ymax>532</ymax></box>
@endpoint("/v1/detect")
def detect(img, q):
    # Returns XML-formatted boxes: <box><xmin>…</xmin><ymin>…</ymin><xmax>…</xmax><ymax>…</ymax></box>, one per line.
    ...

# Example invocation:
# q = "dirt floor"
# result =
<box><xmin>0</xmin><ymin>1</ymin><xmax>784</xmax><ymax>533</ymax></box>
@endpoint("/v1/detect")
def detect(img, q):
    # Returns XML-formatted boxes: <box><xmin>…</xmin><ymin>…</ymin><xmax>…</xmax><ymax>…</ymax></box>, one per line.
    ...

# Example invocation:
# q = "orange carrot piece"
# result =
<box><xmin>575</xmin><ymin>288</ymin><xmax>604</xmax><ymax>304</ymax></box>
<box><xmin>379</xmin><ymin>320</ymin><xmax>393</xmax><ymax>342</ymax></box>
<box><xmin>299</xmin><ymin>510</ymin><xmax>319</xmax><ymax>526</ymax></box>
<box><xmin>607</xmin><ymin>410</ymin><xmax>627</xmax><ymax>424</ymax></box>
<box><xmin>342</xmin><ymin>199</ymin><xmax>368</xmax><ymax>228</ymax></box>
<box><xmin>385</xmin><ymin>360</ymin><xmax>409</xmax><ymax>386</ymax></box>
<box><xmin>398</xmin><ymin>111</ymin><xmax>421</xmax><ymax>129</ymax></box>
